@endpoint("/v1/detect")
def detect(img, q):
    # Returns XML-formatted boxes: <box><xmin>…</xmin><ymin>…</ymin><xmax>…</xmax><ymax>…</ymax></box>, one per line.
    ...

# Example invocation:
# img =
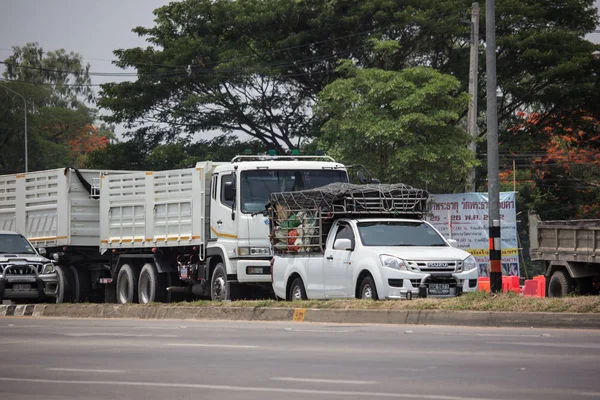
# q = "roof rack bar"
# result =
<box><xmin>231</xmin><ymin>155</ymin><xmax>337</xmax><ymax>163</ymax></box>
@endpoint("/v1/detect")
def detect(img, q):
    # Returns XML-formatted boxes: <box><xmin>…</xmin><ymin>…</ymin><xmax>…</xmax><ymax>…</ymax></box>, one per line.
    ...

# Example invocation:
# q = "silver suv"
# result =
<box><xmin>0</xmin><ymin>231</ymin><xmax>58</xmax><ymax>302</ymax></box>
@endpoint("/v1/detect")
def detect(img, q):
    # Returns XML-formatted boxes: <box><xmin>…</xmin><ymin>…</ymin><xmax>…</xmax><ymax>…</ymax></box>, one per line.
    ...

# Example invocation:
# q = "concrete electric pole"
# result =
<box><xmin>465</xmin><ymin>2</ymin><xmax>480</xmax><ymax>193</ymax></box>
<box><xmin>486</xmin><ymin>0</ymin><xmax>501</xmax><ymax>292</ymax></box>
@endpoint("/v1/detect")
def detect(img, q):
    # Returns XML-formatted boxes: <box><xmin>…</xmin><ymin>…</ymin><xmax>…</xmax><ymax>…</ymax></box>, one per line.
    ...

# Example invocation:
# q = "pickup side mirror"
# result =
<box><xmin>333</xmin><ymin>238</ymin><xmax>353</xmax><ymax>251</ymax></box>
<box><xmin>447</xmin><ymin>239</ymin><xmax>458</xmax><ymax>247</ymax></box>
<box><xmin>37</xmin><ymin>247</ymin><xmax>47</xmax><ymax>256</ymax></box>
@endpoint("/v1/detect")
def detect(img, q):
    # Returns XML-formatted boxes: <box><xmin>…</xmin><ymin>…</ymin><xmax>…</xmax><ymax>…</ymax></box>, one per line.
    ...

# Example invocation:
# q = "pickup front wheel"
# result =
<box><xmin>288</xmin><ymin>278</ymin><xmax>307</xmax><ymax>301</ymax></box>
<box><xmin>359</xmin><ymin>276</ymin><xmax>379</xmax><ymax>300</ymax></box>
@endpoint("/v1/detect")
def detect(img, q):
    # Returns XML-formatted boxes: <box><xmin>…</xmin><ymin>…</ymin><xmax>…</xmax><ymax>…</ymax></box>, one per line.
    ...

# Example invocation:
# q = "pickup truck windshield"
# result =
<box><xmin>357</xmin><ymin>221</ymin><xmax>447</xmax><ymax>247</ymax></box>
<box><xmin>0</xmin><ymin>234</ymin><xmax>36</xmax><ymax>254</ymax></box>
<box><xmin>240</xmin><ymin>169</ymin><xmax>348</xmax><ymax>213</ymax></box>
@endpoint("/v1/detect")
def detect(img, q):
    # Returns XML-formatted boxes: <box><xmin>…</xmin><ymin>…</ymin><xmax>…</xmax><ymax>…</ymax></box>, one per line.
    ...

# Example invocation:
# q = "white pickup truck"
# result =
<box><xmin>271</xmin><ymin>218</ymin><xmax>479</xmax><ymax>300</ymax></box>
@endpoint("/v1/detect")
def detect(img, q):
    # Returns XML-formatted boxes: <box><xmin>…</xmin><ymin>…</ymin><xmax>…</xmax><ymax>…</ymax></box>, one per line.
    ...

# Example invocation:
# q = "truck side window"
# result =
<box><xmin>334</xmin><ymin>223</ymin><xmax>355</xmax><ymax>248</ymax></box>
<box><xmin>211</xmin><ymin>175</ymin><xmax>217</xmax><ymax>200</ymax></box>
<box><xmin>220</xmin><ymin>174</ymin><xmax>234</xmax><ymax>208</ymax></box>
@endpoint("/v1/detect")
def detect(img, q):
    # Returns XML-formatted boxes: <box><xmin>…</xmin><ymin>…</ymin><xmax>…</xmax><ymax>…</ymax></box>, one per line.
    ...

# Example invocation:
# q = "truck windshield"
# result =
<box><xmin>0</xmin><ymin>234</ymin><xmax>37</xmax><ymax>254</ymax></box>
<box><xmin>357</xmin><ymin>221</ymin><xmax>448</xmax><ymax>247</ymax></box>
<box><xmin>240</xmin><ymin>169</ymin><xmax>348</xmax><ymax>213</ymax></box>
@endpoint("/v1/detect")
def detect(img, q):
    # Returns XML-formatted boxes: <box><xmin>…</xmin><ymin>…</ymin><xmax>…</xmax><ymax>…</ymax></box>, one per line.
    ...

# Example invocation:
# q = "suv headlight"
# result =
<box><xmin>238</xmin><ymin>247</ymin><xmax>271</xmax><ymax>256</ymax></box>
<box><xmin>463</xmin><ymin>255</ymin><xmax>477</xmax><ymax>271</ymax></box>
<box><xmin>380</xmin><ymin>255</ymin><xmax>407</xmax><ymax>271</ymax></box>
<box><xmin>42</xmin><ymin>263</ymin><xmax>56</xmax><ymax>274</ymax></box>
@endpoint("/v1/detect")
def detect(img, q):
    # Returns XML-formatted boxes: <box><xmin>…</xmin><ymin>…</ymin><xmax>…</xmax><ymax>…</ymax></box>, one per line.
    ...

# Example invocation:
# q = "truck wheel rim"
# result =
<box><xmin>213</xmin><ymin>276</ymin><xmax>226</xmax><ymax>300</ymax></box>
<box><xmin>139</xmin><ymin>273</ymin><xmax>151</xmax><ymax>304</ymax></box>
<box><xmin>362</xmin><ymin>285</ymin><xmax>373</xmax><ymax>299</ymax></box>
<box><xmin>292</xmin><ymin>285</ymin><xmax>303</xmax><ymax>300</ymax></box>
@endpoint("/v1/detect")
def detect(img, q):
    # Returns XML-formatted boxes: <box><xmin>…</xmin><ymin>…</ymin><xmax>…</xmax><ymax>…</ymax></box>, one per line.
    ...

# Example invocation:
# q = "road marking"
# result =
<box><xmin>292</xmin><ymin>308</ymin><xmax>306</xmax><ymax>322</ymax></box>
<box><xmin>0</xmin><ymin>376</ymin><xmax>522</xmax><ymax>399</ymax></box>
<box><xmin>272</xmin><ymin>377</ymin><xmax>376</xmax><ymax>385</ymax></box>
<box><xmin>66</xmin><ymin>333</ymin><xmax>178</xmax><ymax>338</ymax></box>
<box><xmin>167</xmin><ymin>343</ymin><xmax>259</xmax><ymax>349</ymax></box>
<box><xmin>434</xmin><ymin>333</ymin><xmax>551</xmax><ymax>338</ymax></box>
<box><xmin>490</xmin><ymin>342</ymin><xmax>600</xmax><ymax>350</ymax></box>
<box><xmin>0</xmin><ymin>340</ymin><xmax>33</xmax><ymax>346</ymax></box>
<box><xmin>47</xmin><ymin>368</ymin><xmax>125</xmax><ymax>373</ymax></box>
<box><xmin>284</xmin><ymin>328</ymin><xmax>352</xmax><ymax>333</ymax></box>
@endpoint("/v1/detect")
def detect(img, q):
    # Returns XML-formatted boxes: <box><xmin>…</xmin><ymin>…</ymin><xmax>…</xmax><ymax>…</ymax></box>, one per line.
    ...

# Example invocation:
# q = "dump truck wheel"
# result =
<box><xmin>548</xmin><ymin>270</ymin><xmax>573</xmax><ymax>297</ymax></box>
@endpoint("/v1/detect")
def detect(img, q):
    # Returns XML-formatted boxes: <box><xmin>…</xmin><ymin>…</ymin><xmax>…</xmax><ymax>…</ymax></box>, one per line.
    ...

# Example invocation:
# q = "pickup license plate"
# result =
<box><xmin>429</xmin><ymin>283</ymin><xmax>450</xmax><ymax>295</ymax></box>
<box><xmin>13</xmin><ymin>284</ymin><xmax>31</xmax><ymax>291</ymax></box>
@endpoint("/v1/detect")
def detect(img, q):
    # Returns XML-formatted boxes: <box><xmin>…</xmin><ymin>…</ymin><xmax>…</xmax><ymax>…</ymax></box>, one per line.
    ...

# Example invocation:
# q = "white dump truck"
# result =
<box><xmin>0</xmin><ymin>154</ymin><xmax>353</xmax><ymax>303</ymax></box>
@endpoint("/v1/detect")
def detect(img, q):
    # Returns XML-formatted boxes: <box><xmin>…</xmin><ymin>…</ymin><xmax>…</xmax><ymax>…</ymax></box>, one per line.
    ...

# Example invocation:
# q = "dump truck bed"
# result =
<box><xmin>0</xmin><ymin>168</ymin><xmax>129</xmax><ymax>248</ymax></box>
<box><xmin>529</xmin><ymin>213</ymin><xmax>600</xmax><ymax>264</ymax></box>
<box><xmin>99</xmin><ymin>162</ymin><xmax>215</xmax><ymax>255</ymax></box>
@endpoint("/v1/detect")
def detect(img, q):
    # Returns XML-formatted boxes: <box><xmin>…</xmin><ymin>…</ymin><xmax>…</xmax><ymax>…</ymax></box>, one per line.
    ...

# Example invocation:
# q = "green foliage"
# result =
<box><xmin>0</xmin><ymin>44</ymin><xmax>112</xmax><ymax>172</ymax></box>
<box><xmin>3</xmin><ymin>42</ymin><xmax>94</xmax><ymax>108</ymax></box>
<box><xmin>97</xmin><ymin>0</ymin><xmax>599</xmax><ymax>196</ymax></box>
<box><xmin>317</xmin><ymin>64</ymin><xmax>475</xmax><ymax>192</ymax></box>
<box><xmin>85</xmin><ymin>135</ymin><xmax>267</xmax><ymax>170</ymax></box>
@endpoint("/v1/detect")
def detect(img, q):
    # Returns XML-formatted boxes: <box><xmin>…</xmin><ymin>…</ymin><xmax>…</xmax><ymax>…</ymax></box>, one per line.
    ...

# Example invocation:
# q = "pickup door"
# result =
<box><xmin>323</xmin><ymin>221</ymin><xmax>356</xmax><ymax>298</ymax></box>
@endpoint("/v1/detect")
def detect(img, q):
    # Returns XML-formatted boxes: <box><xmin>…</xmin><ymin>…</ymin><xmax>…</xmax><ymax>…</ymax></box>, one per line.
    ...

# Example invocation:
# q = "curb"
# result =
<box><xmin>1</xmin><ymin>304</ymin><xmax>600</xmax><ymax>329</ymax></box>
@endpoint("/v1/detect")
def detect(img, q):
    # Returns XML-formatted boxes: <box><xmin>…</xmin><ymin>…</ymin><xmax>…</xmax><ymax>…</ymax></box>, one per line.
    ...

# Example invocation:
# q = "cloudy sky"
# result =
<box><xmin>0</xmin><ymin>0</ymin><xmax>599</xmax><ymax>137</ymax></box>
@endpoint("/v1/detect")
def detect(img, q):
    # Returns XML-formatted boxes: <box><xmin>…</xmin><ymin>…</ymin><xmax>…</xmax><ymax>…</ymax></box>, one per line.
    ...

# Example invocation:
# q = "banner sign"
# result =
<box><xmin>425</xmin><ymin>192</ymin><xmax>519</xmax><ymax>277</ymax></box>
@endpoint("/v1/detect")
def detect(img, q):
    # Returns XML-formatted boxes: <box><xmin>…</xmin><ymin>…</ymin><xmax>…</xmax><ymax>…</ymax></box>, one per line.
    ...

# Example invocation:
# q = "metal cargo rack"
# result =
<box><xmin>268</xmin><ymin>183</ymin><xmax>429</xmax><ymax>254</ymax></box>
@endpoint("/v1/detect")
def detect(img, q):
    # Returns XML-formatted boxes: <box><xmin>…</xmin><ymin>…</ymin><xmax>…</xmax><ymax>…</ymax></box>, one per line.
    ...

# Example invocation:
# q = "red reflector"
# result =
<box><xmin>99</xmin><ymin>278</ymin><xmax>113</xmax><ymax>284</ymax></box>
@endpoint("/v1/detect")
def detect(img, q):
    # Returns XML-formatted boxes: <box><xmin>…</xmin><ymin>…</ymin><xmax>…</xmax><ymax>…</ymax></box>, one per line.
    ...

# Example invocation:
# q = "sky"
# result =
<box><xmin>0</xmin><ymin>0</ymin><xmax>599</xmax><ymax>138</ymax></box>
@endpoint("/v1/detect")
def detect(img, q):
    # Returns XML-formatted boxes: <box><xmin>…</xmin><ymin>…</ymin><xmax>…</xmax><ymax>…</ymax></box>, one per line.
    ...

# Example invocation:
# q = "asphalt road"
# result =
<box><xmin>0</xmin><ymin>317</ymin><xmax>598</xmax><ymax>400</ymax></box>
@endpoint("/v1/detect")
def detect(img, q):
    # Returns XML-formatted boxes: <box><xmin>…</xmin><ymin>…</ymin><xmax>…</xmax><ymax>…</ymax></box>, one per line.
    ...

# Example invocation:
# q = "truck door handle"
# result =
<box><xmin>326</xmin><ymin>256</ymin><xmax>333</xmax><ymax>260</ymax></box>
<box><xmin>217</xmin><ymin>220</ymin><xmax>222</xmax><ymax>225</ymax></box>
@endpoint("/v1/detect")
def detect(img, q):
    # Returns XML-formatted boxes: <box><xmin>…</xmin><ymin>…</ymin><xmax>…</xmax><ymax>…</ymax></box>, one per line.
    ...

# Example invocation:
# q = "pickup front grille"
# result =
<box><xmin>406</xmin><ymin>260</ymin><xmax>462</xmax><ymax>272</ymax></box>
<box><xmin>2</xmin><ymin>265</ymin><xmax>39</xmax><ymax>275</ymax></box>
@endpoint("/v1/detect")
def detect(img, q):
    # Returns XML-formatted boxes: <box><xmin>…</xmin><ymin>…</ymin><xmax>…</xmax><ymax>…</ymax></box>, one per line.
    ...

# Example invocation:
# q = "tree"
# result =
<box><xmin>0</xmin><ymin>43</ymin><xmax>113</xmax><ymax>172</ymax></box>
<box><xmin>99</xmin><ymin>0</ymin><xmax>599</xmax><ymax>164</ymax></box>
<box><xmin>85</xmin><ymin>135</ymin><xmax>267</xmax><ymax>170</ymax></box>
<box><xmin>499</xmin><ymin>110</ymin><xmax>600</xmax><ymax>220</ymax></box>
<box><xmin>316</xmin><ymin>63</ymin><xmax>474</xmax><ymax>192</ymax></box>
<box><xmin>3</xmin><ymin>42</ymin><xmax>94</xmax><ymax>108</ymax></box>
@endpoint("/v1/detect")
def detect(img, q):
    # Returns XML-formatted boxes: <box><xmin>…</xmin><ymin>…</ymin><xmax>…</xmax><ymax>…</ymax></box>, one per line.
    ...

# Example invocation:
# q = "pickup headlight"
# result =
<box><xmin>42</xmin><ymin>263</ymin><xmax>56</xmax><ymax>274</ymax></box>
<box><xmin>463</xmin><ymin>255</ymin><xmax>477</xmax><ymax>271</ymax></box>
<box><xmin>238</xmin><ymin>247</ymin><xmax>271</xmax><ymax>256</ymax></box>
<box><xmin>380</xmin><ymin>255</ymin><xmax>407</xmax><ymax>271</ymax></box>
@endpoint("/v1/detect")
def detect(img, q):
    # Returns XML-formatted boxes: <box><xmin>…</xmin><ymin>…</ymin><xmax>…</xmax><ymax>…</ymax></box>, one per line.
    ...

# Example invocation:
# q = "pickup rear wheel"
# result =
<box><xmin>288</xmin><ymin>278</ymin><xmax>307</xmax><ymax>301</ymax></box>
<box><xmin>359</xmin><ymin>276</ymin><xmax>379</xmax><ymax>300</ymax></box>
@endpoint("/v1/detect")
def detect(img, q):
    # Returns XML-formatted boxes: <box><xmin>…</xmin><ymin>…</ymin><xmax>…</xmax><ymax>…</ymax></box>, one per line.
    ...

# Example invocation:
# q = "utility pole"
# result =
<box><xmin>0</xmin><ymin>83</ymin><xmax>28</xmax><ymax>172</ymax></box>
<box><xmin>486</xmin><ymin>0</ymin><xmax>501</xmax><ymax>292</ymax></box>
<box><xmin>465</xmin><ymin>2</ymin><xmax>480</xmax><ymax>193</ymax></box>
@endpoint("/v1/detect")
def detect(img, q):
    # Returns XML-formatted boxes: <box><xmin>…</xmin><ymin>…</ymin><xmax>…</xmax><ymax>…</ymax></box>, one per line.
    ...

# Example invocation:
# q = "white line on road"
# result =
<box><xmin>0</xmin><ymin>340</ymin><xmax>34</xmax><ymax>346</ymax></box>
<box><xmin>47</xmin><ymin>368</ymin><xmax>125</xmax><ymax>374</ymax></box>
<box><xmin>272</xmin><ymin>377</ymin><xmax>375</xmax><ymax>385</ymax></box>
<box><xmin>434</xmin><ymin>333</ymin><xmax>551</xmax><ymax>338</ymax></box>
<box><xmin>167</xmin><ymin>343</ymin><xmax>259</xmax><ymax>349</ymax></box>
<box><xmin>66</xmin><ymin>333</ymin><xmax>178</xmax><ymax>338</ymax></box>
<box><xmin>0</xmin><ymin>376</ymin><xmax>533</xmax><ymax>400</ymax></box>
<box><xmin>490</xmin><ymin>342</ymin><xmax>600</xmax><ymax>350</ymax></box>
<box><xmin>284</xmin><ymin>328</ymin><xmax>352</xmax><ymax>333</ymax></box>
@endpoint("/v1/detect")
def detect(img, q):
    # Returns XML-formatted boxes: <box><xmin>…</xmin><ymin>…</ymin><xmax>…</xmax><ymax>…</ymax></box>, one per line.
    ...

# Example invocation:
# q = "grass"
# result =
<box><xmin>155</xmin><ymin>291</ymin><xmax>600</xmax><ymax>313</ymax></box>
